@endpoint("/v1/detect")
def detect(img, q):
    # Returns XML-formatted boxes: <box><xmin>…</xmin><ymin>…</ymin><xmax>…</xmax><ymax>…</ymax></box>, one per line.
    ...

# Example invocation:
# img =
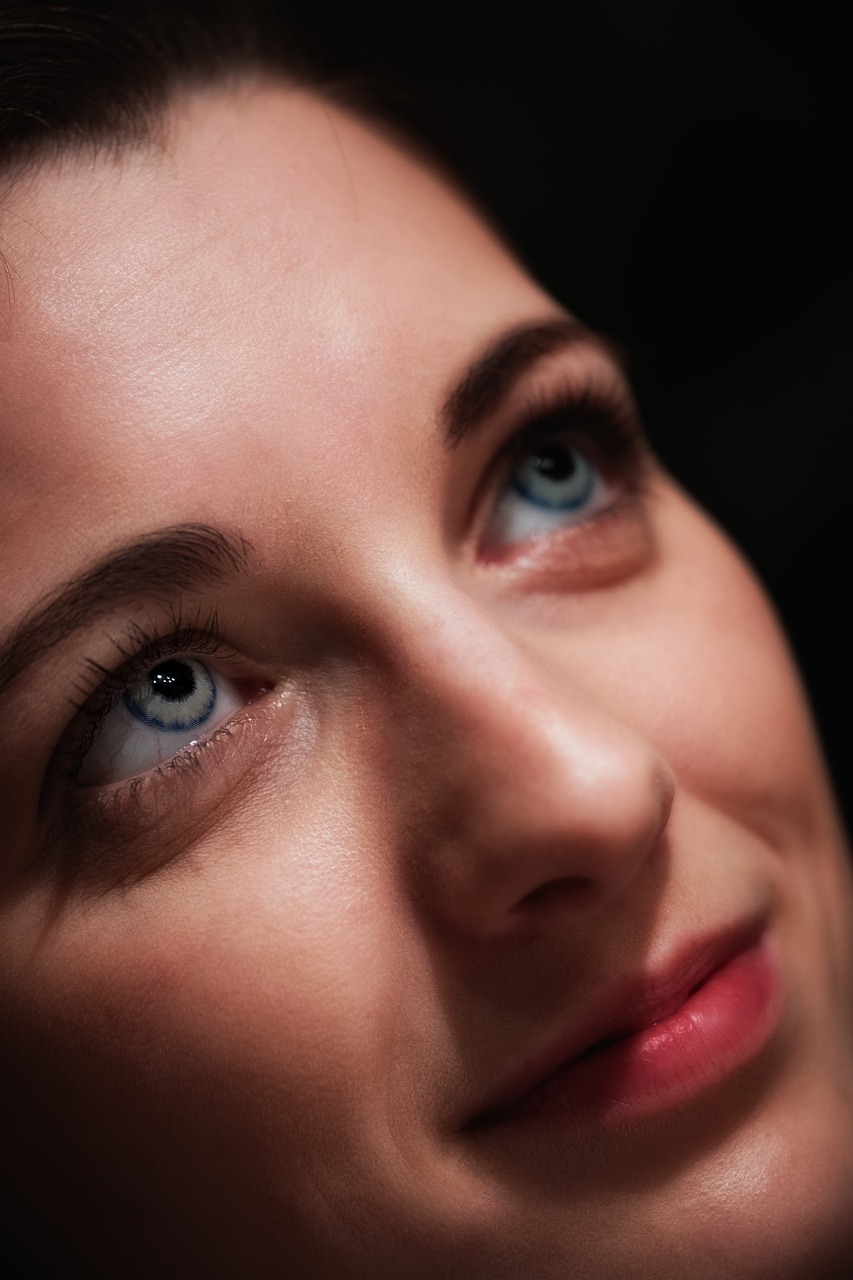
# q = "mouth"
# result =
<box><xmin>466</xmin><ymin>916</ymin><xmax>783</xmax><ymax>1131</ymax></box>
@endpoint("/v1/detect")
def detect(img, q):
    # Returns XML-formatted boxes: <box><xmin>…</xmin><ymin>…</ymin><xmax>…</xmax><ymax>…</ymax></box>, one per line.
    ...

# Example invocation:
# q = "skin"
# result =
<box><xmin>0</xmin><ymin>82</ymin><xmax>851</xmax><ymax>1278</ymax></box>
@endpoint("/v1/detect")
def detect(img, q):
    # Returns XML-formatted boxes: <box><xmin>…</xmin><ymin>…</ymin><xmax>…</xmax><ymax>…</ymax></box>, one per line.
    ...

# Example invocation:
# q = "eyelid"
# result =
<box><xmin>37</xmin><ymin>625</ymin><xmax>288</xmax><ymax>884</ymax></box>
<box><xmin>59</xmin><ymin>621</ymin><xmax>236</xmax><ymax>785</ymax></box>
<box><xmin>506</xmin><ymin>386</ymin><xmax>645</xmax><ymax>471</ymax></box>
<box><xmin>464</xmin><ymin>356</ymin><xmax>650</xmax><ymax>551</ymax></box>
<box><xmin>484</xmin><ymin>343</ymin><xmax>640</xmax><ymax>443</ymax></box>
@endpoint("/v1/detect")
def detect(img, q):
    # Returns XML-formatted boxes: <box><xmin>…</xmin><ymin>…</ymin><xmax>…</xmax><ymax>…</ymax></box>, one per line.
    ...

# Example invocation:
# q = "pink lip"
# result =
<box><xmin>467</xmin><ymin>918</ymin><xmax>782</xmax><ymax>1131</ymax></box>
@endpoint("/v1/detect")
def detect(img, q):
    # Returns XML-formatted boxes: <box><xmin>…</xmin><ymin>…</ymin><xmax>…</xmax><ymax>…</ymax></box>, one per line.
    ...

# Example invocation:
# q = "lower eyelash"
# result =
<box><xmin>43</xmin><ymin>714</ymin><xmax>257</xmax><ymax>887</ymax></box>
<box><xmin>62</xmin><ymin>612</ymin><xmax>233</xmax><ymax>783</ymax></box>
<box><xmin>104</xmin><ymin>722</ymin><xmax>236</xmax><ymax>800</ymax></box>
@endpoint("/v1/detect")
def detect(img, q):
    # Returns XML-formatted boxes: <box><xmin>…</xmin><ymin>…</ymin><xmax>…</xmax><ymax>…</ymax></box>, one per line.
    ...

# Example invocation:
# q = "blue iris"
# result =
<box><xmin>124</xmin><ymin>659</ymin><xmax>217</xmax><ymax>732</ymax></box>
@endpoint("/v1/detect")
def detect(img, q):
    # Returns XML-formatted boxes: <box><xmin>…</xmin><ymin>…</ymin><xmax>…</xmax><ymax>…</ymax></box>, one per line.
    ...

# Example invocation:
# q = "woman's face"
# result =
<box><xmin>0</xmin><ymin>84</ymin><xmax>851</xmax><ymax>1278</ymax></box>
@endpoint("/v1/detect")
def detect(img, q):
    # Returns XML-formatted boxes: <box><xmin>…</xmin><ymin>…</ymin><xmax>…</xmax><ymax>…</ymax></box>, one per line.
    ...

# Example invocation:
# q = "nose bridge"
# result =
<box><xmin>368</xmin><ymin>576</ymin><xmax>675</xmax><ymax>936</ymax></box>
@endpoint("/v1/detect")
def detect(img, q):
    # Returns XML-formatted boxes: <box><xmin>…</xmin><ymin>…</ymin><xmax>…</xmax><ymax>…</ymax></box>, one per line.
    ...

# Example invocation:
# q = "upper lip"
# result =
<box><xmin>464</xmin><ymin>914</ymin><xmax>767</xmax><ymax>1127</ymax></box>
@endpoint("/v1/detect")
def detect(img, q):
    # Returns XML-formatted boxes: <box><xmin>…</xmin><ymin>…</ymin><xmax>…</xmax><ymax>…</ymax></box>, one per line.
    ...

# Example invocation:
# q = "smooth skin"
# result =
<box><xmin>0</xmin><ymin>83</ymin><xmax>851</xmax><ymax>1278</ymax></box>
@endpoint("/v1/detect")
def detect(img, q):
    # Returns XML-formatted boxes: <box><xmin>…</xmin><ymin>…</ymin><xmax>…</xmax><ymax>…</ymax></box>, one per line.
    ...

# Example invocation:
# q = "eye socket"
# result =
<box><xmin>76</xmin><ymin>655</ymin><xmax>249</xmax><ymax>787</ymax></box>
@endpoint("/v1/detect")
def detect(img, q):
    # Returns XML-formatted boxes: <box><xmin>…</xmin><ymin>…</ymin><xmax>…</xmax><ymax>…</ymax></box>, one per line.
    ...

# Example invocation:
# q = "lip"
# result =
<box><xmin>466</xmin><ymin>917</ymin><xmax>782</xmax><ymax>1131</ymax></box>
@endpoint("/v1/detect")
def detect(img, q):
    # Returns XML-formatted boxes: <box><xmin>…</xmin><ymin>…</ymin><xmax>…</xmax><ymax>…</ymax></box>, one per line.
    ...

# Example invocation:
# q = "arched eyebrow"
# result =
<box><xmin>0</xmin><ymin>323</ymin><xmax>599</xmax><ymax>695</ymax></box>
<box><xmin>441</xmin><ymin>317</ymin><xmax>599</xmax><ymax>447</ymax></box>
<box><xmin>0</xmin><ymin>524</ymin><xmax>250</xmax><ymax>698</ymax></box>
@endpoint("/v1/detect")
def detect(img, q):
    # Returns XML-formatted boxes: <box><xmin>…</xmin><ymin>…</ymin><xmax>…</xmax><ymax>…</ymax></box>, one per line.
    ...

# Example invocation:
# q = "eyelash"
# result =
<box><xmin>49</xmin><ymin>363</ymin><xmax>650</xmax><ymax>840</ymax></box>
<box><xmin>519</xmin><ymin>384</ymin><xmax>641</xmax><ymax>476</ymax></box>
<box><xmin>61</xmin><ymin>610</ymin><xmax>236</xmax><ymax>784</ymax></box>
<box><xmin>478</xmin><ymin>369</ymin><xmax>650</xmax><ymax>540</ymax></box>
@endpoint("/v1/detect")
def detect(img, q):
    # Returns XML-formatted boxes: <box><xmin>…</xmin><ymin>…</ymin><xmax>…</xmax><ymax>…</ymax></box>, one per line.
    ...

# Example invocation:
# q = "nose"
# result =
<box><xmin>382</xmin><ymin>597</ymin><xmax>675</xmax><ymax>938</ymax></box>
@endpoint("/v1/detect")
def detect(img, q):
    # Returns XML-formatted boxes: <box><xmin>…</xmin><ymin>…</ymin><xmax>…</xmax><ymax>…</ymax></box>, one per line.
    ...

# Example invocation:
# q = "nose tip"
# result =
<box><xmin>395</xmin><ymin>645</ymin><xmax>675</xmax><ymax>939</ymax></box>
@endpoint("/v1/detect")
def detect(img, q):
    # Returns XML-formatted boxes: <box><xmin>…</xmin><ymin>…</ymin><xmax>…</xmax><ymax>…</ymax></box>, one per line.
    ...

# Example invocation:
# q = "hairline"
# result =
<box><xmin>0</xmin><ymin>69</ymin><xmax>503</xmax><ymax>287</ymax></box>
<box><xmin>0</xmin><ymin>66</ymin><xmax>299</xmax><ymax>183</ymax></box>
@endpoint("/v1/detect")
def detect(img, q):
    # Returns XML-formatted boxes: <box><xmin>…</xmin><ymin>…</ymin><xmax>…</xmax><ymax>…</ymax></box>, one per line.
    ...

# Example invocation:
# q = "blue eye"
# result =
<box><xmin>488</xmin><ymin>430</ymin><xmax>611</xmax><ymax>548</ymax></box>
<box><xmin>77</xmin><ymin>656</ymin><xmax>246</xmax><ymax>787</ymax></box>
<box><xmin>125</xmin><ymin>659</ymin><xmax>216</xmax><ymax>731</ymax></box>
<box><xmin>511</xmin><ymin>439</ymin><xmax>596</xmax><ymax>511</ymax></box>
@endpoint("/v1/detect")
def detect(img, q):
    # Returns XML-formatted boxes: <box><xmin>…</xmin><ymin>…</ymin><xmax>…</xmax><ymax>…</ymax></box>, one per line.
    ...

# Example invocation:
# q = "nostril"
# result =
<box><xmin>518</xmin><ymin>876</ymin><xmax>591</xmax><ymax>912</ymax></box>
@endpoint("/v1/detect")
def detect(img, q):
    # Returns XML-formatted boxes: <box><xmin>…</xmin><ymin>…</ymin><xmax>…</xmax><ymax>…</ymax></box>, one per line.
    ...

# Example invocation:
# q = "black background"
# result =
<box><xmin>280</xmin><ymin>1</ymin><xmax>851</xmax><ymax>830</ymax></box>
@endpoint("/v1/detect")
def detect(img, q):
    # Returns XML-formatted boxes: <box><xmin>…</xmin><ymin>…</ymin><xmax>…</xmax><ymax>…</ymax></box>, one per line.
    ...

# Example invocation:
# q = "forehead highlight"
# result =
<box><xmin>0</xmin><ymin>79</ymin><xmax>554</xmax><ymax>649</ymax></box>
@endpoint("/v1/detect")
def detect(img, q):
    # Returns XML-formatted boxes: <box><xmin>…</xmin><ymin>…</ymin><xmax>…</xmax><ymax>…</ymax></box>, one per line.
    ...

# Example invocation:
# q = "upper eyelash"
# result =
<box><xmin>56</xmin><ymin>377</ymin><xmax>646</xmax><ymax>786</ymax></box>
<box><xmin>508</xmin><ymin>377</ymin><xmax>645</xmax><ymax>464</ymax></box>
<box><xmin>490</xmin><ymin>374</ymin><xmax>649</xmax><ymax>521</ymax></box>
<box><xmin>62</xmin><ymin>607</ymin><xmax>234</xmax><ymax>783</ymax></box>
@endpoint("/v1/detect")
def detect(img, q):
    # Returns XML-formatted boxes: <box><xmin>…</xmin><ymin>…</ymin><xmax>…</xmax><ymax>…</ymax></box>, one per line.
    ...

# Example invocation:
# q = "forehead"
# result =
<box><xmin>0</xmin><ymin>83</ymin><xmax>550</xmax><ymax>612</ymax></box>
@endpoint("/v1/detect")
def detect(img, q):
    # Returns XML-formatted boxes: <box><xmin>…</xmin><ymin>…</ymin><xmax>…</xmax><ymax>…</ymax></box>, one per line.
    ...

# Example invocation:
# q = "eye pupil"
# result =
<box><xmin>530</xmin><ymin>442</ymin><xmax>576</xmax><ymax>482</ymax></box>
<box><xmin>149</xmin><ymin>660</ymin><xmax>196</xmax><ymax>703</ymax></box>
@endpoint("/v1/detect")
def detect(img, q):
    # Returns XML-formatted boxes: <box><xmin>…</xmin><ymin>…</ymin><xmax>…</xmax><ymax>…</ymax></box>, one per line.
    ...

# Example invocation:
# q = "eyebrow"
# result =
<box><xmin>441</xmin><ymin>316</ymin><xmax>597</xmax><ymax>447</ymax></box>
<box><xmin>0</xmin><ymin>322</ymin><xmax>595</xmax><ymax>697</ymax></box>
<box><xmin>0</xmin><ymin>524</ymin><xmax>250</xmax><ymax>699</ymax></box>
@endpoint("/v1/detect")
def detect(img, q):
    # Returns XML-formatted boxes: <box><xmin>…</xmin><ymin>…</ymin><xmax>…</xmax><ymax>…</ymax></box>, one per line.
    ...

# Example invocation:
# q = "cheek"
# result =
<box><xmin>648</xmin><ymin>541</ymin><xmax>831</xmax><ymax>852</ymax></box>
<box><xmin>0</xmin><ymin>816</ymin><xmax>408</xmax><ymax>1234</ymax></box>
<box><xmin>647</xmin><ymin>588</ymin><xmax>821</xmax><ymax>832</ymax></box>
<box><xmin>535</xmin><ymin>495</ymin><xmax>834</xmax><ymax>854</ymax></box>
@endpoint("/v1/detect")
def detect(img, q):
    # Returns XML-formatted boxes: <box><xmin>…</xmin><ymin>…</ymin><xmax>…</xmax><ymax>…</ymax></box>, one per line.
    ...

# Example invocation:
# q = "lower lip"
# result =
<box><xmin>481</xmin><ymin>937</ymin><xmax>783</xmax><ymax>1131</ymax></box>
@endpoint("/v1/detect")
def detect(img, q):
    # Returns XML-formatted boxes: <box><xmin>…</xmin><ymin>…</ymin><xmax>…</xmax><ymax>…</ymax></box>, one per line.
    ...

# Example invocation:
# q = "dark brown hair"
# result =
<box><xmin>0</xmin><ymin>1</ymin><xmax>314</xmax><ymax>171</ymax></box>
<box><xmin>0</xmin><ymin>0</ymin><xmax>471</xmax><ymax>227</ymax></box>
